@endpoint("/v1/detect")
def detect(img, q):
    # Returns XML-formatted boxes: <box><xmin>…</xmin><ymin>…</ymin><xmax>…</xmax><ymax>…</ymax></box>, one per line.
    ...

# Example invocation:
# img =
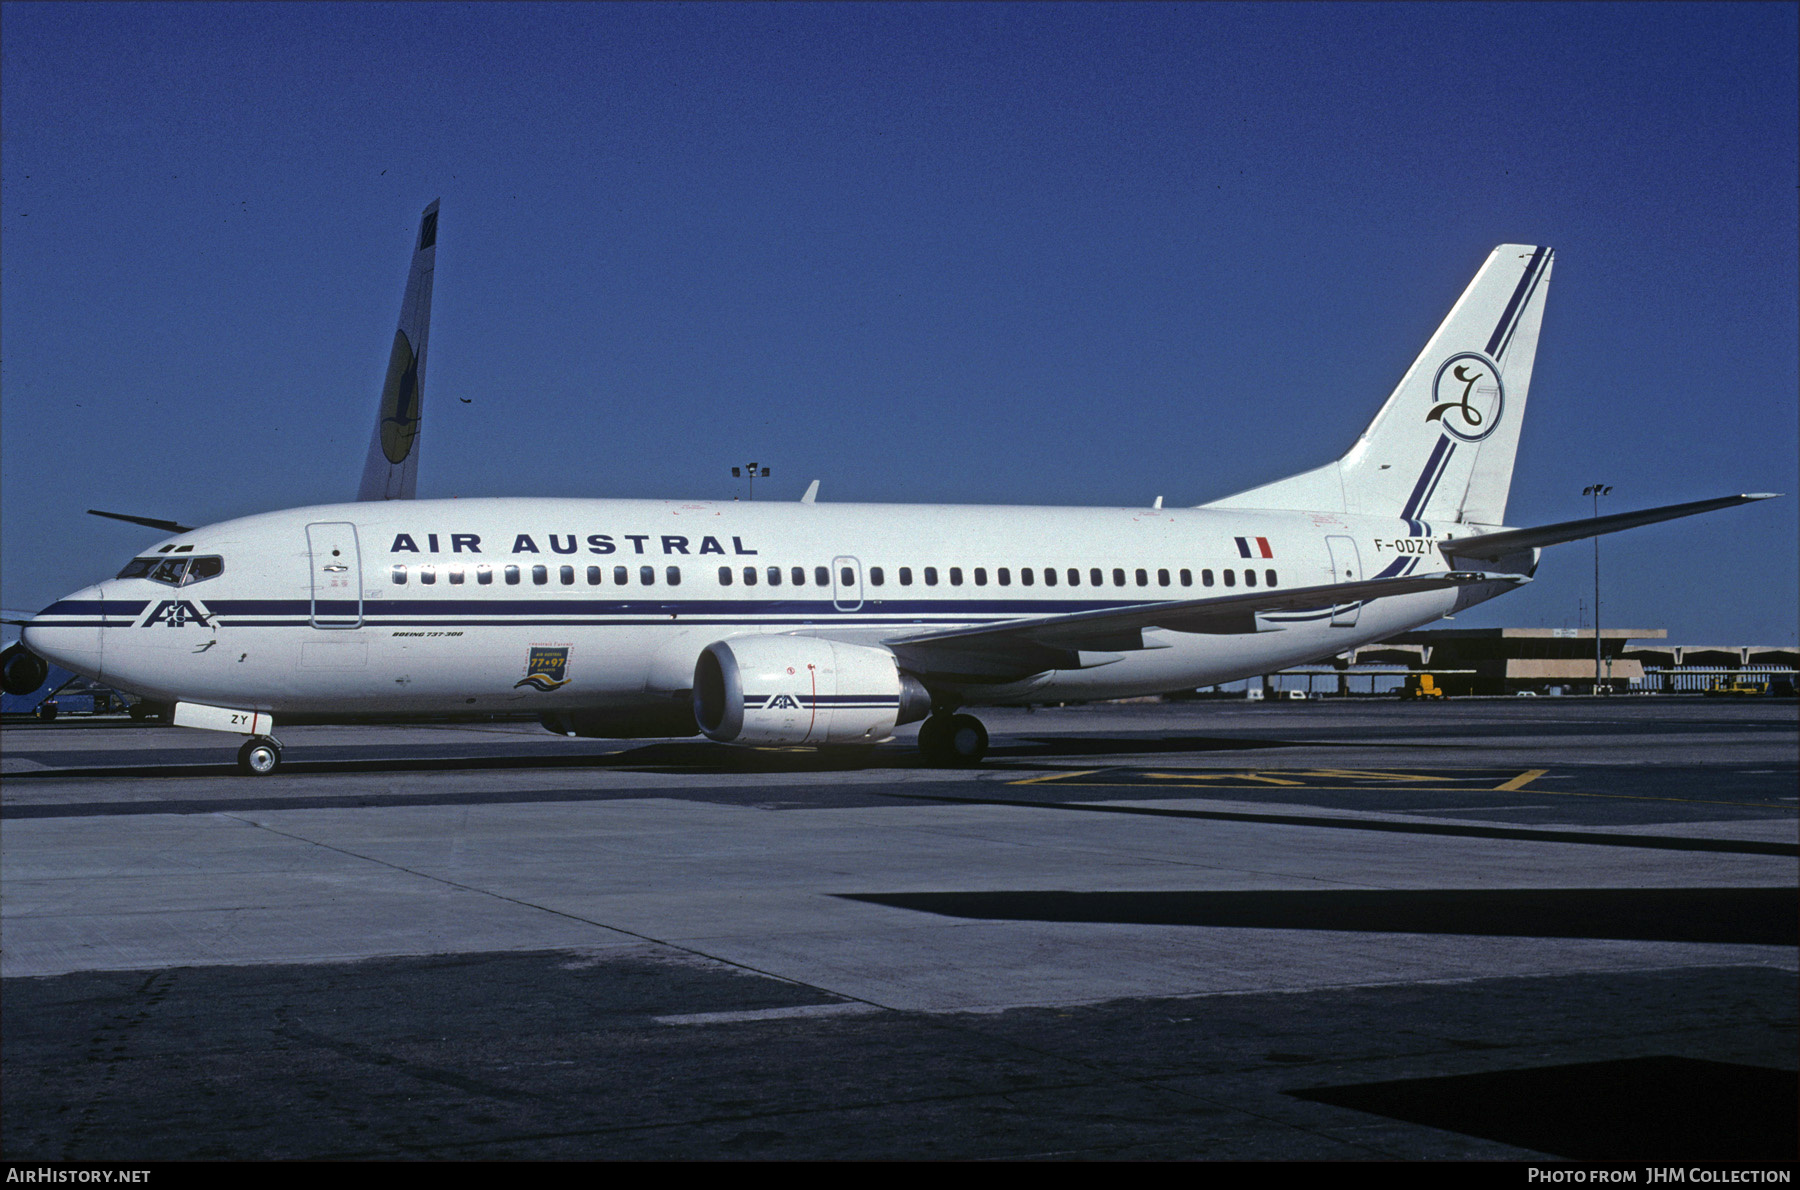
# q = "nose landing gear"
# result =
<box><xmin>917</xmin><ymin>712</ymin><xmax>988</xmax><ymax>766</ymax></box>
<box><xmin>237</xmin><ymin>735</ymin><xmax>283</xmax><ymax>775</ymax></box>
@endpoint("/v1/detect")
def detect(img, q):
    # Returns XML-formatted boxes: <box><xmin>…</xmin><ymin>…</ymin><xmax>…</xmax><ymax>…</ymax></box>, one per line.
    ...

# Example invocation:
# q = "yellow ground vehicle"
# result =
<box><xmin>1402</xmin><ymin>674</ymin><xmax>1446</xmax><ymax>699</ymax></box>
<box><xmin>1705</xmin><ymin>678</ymin><xmax>1767</xmax><ymax>696</ymax></box>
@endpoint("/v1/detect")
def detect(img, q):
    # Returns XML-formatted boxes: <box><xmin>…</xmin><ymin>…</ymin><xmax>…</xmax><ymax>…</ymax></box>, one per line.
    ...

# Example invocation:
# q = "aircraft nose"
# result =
<box><xmin>20</xmin><ymin>585</ymin><xmax>106</xmax><ymax>680</ymax></box>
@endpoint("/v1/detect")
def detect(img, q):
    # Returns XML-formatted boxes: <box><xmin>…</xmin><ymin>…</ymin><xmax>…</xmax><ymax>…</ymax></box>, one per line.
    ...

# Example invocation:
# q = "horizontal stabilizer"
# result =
<box><xmin>1444</xmin><ymin>494</ymin><xmax>1780</xmax><ymax>561</ymax></box>
<box><xmin>87</xmin><ymin>509</ymin><xmax>196</xmax><ymax>534</ymax></box>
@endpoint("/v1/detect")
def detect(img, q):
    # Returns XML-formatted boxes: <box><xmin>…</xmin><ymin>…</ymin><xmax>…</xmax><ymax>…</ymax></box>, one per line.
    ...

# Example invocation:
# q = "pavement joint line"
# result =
<box><xmin>217</xmin><ymin>813</ymin><xmax>908</xmax><ymax>1015</ymax></box>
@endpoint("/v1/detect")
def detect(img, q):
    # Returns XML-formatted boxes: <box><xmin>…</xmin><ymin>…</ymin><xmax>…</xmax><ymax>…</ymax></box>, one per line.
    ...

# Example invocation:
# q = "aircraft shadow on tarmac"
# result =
<box><xmin>1291</xmin><ymin>1057</ymin><xmax>1798</xmax><ymax>1163</ymax></box>
<box><xmin>836</xmin><ymin>887</ymin><xmax>1800</xmax><ymax>946</ymax></box>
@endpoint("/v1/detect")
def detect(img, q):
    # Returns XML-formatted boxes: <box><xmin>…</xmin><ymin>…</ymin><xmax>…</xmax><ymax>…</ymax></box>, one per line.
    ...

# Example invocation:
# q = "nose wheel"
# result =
<box><xmin>237</xmin><ymin>736</ymin><xmax>283</xmax><ymax>775</ymax></box>
<box><xmin>918</xmin><ymin>713</ymin><xmax>989</xmax><ymax>767</ymax></box>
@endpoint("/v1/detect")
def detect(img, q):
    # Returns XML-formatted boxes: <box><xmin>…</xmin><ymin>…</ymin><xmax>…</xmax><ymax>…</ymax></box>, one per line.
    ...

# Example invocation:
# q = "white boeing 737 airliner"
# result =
<box><xmin>8</xmin><ymin>205</ymin><xmax>1777</xmax><ymax>772</ymax></box>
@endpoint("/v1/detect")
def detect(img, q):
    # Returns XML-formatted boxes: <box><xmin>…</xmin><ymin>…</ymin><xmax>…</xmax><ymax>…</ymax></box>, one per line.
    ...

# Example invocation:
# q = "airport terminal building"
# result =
<box><xmin>1262</xmin><ymin>628</ymin><xmax>1799</xmax><ymax>698</ymax></box>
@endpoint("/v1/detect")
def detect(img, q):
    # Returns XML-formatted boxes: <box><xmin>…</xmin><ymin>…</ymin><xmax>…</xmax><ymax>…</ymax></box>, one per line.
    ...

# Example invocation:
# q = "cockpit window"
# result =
<box><xmin>117</xmin><ymin>555</ymin><xmax>225</xmax><ymax>586</ymax></box>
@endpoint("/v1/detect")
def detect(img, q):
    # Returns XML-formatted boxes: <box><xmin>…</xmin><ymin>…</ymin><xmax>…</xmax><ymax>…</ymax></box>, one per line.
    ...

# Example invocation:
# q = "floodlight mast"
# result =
<box><xmin>1584</xmin><ymin>483</ymin><xmax>1613</xmax><ymax>693</ymax></box>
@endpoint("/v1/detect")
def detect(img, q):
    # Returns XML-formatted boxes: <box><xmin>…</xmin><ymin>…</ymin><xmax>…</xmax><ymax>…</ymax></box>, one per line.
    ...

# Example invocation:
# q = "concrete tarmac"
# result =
<box><xmin>2</xmin><ymin>698</ymin><xmax>1795</xmax><ymax>1160</ymax></box>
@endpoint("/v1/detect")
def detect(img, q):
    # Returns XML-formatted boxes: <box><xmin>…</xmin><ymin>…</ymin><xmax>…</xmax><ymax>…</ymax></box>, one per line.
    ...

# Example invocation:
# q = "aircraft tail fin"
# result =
<box><xmin>1205</xmin><ymin>245</ymin><xmax>1554</xmax><ymax>526</ymax></box>
<box><xmin>357</xmin><ymin>200</ymin><xmax>439</xmax><ymax>501</ymax></box>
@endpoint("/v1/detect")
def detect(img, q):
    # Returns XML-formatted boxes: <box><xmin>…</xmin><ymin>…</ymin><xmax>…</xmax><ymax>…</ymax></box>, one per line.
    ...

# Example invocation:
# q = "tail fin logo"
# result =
<box><xmin>1427</xmin><ymin>353</ymin><xmax>1504</xmax><ymax>443</ymax></box>
<box><xmin>378</xmin><ymin>329</ymin><xmax>422</xmax><ymax>463</ymax></box>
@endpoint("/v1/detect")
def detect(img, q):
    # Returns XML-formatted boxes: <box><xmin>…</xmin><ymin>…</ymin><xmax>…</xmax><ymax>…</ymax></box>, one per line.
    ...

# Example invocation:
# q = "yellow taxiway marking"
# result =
<box><xmin>1145</xmin><ymin>771</ymin><xmax>1305</xmax><ymax>786</ymax></box>
<box><xmin>1003</xmin><ymin>767</ymin><xmax>1782</xmax><ymax>810</ymax></box>
<box><xmin>1009</xmin><ymin>769</ymin><xmax>1102</xmax><ymax>785</ymax></box>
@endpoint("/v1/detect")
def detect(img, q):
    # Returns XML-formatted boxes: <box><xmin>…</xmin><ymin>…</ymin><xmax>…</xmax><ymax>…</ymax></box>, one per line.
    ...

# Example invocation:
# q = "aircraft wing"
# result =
<box><xmin>883</xmin><ymin>571</ymin><xmax>1524</xmax><ymax>681</ymax></box>
<box><xmin>1443</xmin><ymin>493</ymin><xmax>1780</xmax><ymax>561</ymax></box>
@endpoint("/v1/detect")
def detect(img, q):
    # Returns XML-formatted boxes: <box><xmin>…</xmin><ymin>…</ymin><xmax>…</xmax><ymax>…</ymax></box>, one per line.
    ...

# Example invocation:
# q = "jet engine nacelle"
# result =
<box><xmin>694</xmin><ymin>636</ymin><xmax>931</xmax><ymax>746</ymax></box>
<box><xmin>2</xmin><ymin>644</ymin><xmax>50</xmax><ymax>696</ymax></box>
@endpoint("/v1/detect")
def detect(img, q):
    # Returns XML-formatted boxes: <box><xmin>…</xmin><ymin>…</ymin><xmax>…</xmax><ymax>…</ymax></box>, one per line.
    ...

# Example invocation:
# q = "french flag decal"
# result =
<box><xmin>1234</xmin><ymin>536</ymin><xmax>1274</xmax><ymax>558</ymax></box>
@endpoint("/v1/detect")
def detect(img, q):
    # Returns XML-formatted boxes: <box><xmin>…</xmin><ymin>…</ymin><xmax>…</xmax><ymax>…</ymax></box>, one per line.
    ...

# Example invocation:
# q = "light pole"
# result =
<box><xmin>1583</xmin><ymin>483</ymin><xmax>1612</xmax><ymax>694</ymax></box>
<box><xmin>731</xmin><ymin>462</ymin><xmax>770</xmax><ymax>501</ymax></box>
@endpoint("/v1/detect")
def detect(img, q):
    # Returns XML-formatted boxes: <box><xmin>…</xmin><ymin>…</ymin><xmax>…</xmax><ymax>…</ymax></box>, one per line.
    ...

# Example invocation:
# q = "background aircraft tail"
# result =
<box><xmin>357</xmin><ymin>200</ymin><xmax>439</xmax><ymax>501</ymax></box>
<box><xmin>1205</xmin><ymin>244</ymin><xmax>1553</xmax><ymax>527</ymax></box>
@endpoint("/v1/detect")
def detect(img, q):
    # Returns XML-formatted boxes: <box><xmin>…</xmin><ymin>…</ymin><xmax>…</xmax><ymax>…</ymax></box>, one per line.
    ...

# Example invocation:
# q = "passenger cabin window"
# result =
<box><xmin>614</xmin><ymin>565</ymin><xmax>628</xmax><ymax>585</ymax></box>
<box><xmin>974</xmin><ymin>568</ymin><xmax>988</xmax><ymax>586</ymax></box>
<box><xmin>815</xmin><ymin>566</ymin><xmax>830</xmax><ymax>586</ymax></box>
<box><xmin>1265</xmin><ymin>569</ymin><xmax>1278</xmax><ymax>587</ymax></box>
<box><xmin>478</xmin><ymin>565</ymin><xmax>494</xmax><ymax>585</ymax></box>
<box><xmin>1223</xmin><ymin>569</ymin><xmax>1236</xmax><ymax>587</ymax></box>
<box><xmin>840</xmin><ymin>567</ymin><xmax>854</xmax><ymax>588</ymax></box>
<box><xmin>1202</xmin><ymin>569</ymin><xmax>1214</xmax><ymax>587</ymax></box>
<box><xmin>899</xmin><ymin>567</ymin><xmax>913</xmax><ymax>586</ymax></box>
<box><xmin>1067</xmin><ymin>569</ymin><xmax>1080</xmax><ymax>587</ymax></box>
<box><xmin>923</xmin><ymin>567</ymin><xmax>938</xmax><ymax>586</ymax></box>
<box><xmin>1089</xmin><ymin>568</ymin><xmax>1103</xmax><ymax>586</ymax></box>
<box><xmin>391</xmin><ymin>564</ymin><xmax>407</xmax><ymax>585</ymax></box>
<box><xmin>420</xmin><ymin>566</ymin><xmax>437</xmax><ymax>585</ymax></box>
<box><xmin>505</xmin><ymin>565</ymin><xmax>521</xmax><ymax>585</ymax></box>
<box><xmin>791</xmin><ymin>567</ymin><xmax>805</xmax><ymax>586</ymax></box>
<box><xmin>743</xmin><ymin>566</ymin><xmax>758</xmax><ymax>586</ymax></box>
<box><xmin>1020</xmin><ymin>568</ymin><xmax>1033</xmax><ymax>587</ymax></box>
<box><xmin>949</xmin><ymin>567</ymin><xmax>963</xmax><ymax>586</ymax></box>
<box><xmin>532</xmin><ymin>565</ymin><xmax>547</xmax><ymax>585</ymax></box>
<box><xmin>640</xmin><ymin>566</ymin><xmax>655</xmax><ymax>585</ymax></box>
<box><xmin>998</xmin><ymin>568</ymin><xmax>1011</xmax><ymax>586</ymax></box>
<box><xmin>1112</xmin><ymin>568</ymin><xmax>1126</xmax><ymax>587</ymax></box>
<box><xmin>1244</xmin><ymin>569</ymin><xmax>1256</xmax><ymax>587</ymax></box>
<box><xmin>1158</xmin><ymin>569</ymin><xmax>1170</xmax><ymax>587</ymax></box>
<box><xmin>719</xmin><ymin>566</ymin><xmax>733</xmax><ymax>586</ymax></box>
<box><xmin>1180</xmin><ymin>569</ymin><xmax>1192</xmax><ymax>587</ymax></box>
<box><xmin>666</xmin><ymin>566</ymin><xmax>681</xmax><ymax>586</ymax></box>
<box><xmin>450</xmin><ymin>567</ymin><xmax>466</xmax><ymax>585</ymax></box>
<box><xmin>1043</xmin><ymin>568</ymin><xmax>1056</xmax><ymax>587</ymax></box>
<box><xmin>1135</xmin><ymin>569</ymin><xmax>1149</xmax><ymax>587</ymax></box>
<box><xmin>587</xmin><ymin>565</ymin><xmax>602</xmax><ymax>585</ymax></box>
<box><xmin>560</xmin><ymin>565</ymin><xmax>575</xmax><ymax>585</ymax></box>
<box><xmin>869</xmin><ymin>567</ymin><xmax>884</xmax><ymax>586</ymax></box>
<box><xmin>767</xmin><ymin>566</ymin><xmax>782</xmax><ymax>587</ymax></box>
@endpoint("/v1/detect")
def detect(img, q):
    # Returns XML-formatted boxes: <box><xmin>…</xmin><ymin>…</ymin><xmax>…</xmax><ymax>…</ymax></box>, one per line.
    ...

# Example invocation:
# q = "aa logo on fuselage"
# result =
<box><xmin>763</xmin><ymin>693</ymin><xmax>803</xmax><ymax>711</ymax></box>
<box><xmin>1426</xmin><ymin>352</ymin><xmax>1504</xmax><ymax>443</ymax></box>
<box><xmin>514</xmin><ymin>645</ymin><xmax>572</xmax><ymax>691</ymax></box>
<box><xmin>140</xmin><ymin>600</ymin><xmax>212</xmax><ymax>628</ymax></box>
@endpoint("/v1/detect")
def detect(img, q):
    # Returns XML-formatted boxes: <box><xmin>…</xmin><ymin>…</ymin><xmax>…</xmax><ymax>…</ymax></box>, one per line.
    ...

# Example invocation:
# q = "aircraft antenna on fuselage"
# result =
<box><xmin>356</xmin><ymin>199</ymin><xmax>439</xmax><ymax>501</ymax></box>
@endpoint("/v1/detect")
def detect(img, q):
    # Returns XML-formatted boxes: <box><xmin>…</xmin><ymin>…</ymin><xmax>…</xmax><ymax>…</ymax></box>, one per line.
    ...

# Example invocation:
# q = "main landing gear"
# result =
<box><xmin>237</xmin><ymin>735</ymin><xmax>283</xmax><ymax>775</ymax></box>
<box><xmin>917</xmin><ymin>712</ymin><xmax>988</xmax><ymax>767</ymax></box>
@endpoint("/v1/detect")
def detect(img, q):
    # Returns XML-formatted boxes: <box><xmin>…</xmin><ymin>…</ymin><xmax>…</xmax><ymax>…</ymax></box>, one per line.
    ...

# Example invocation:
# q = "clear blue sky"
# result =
<box><xmin>4</xmin><ymin>2</ymin><xmax>1795</xmax><ymax>644</ymax></box>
